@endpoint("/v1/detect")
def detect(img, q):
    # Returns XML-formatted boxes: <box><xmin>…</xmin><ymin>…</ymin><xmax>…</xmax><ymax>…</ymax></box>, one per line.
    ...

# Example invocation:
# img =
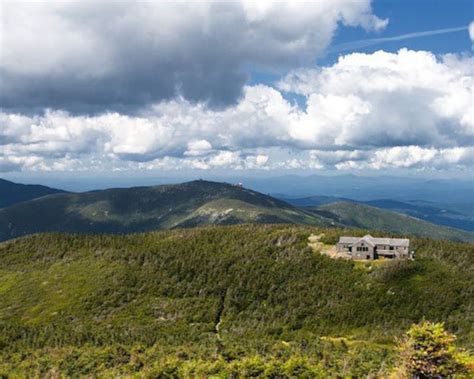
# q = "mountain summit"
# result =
<box><xmin>1</xmin><ymin>179</ymin><xmax>472</xmax><ymax>243</ymax></box>
<box><xmin>0</xmin><ymin>180</ymin><xmax>326</xmax><ymax>241</ymax></box>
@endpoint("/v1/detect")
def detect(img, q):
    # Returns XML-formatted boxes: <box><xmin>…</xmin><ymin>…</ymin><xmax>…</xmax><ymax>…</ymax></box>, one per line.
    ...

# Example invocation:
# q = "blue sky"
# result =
<box><xmin>0</xmin><ymin>0</ymin><xmax>473</xmax><ymax>183</ymax></box>
<box><xmin>335</xmin><ymin>0</ymin><xmax>473</xmax><ymax>55</ymax></box>
<box><xmin>251</xmin><ymin>0</ymin><xmax>474</xmax><ymax>84</ymax></box>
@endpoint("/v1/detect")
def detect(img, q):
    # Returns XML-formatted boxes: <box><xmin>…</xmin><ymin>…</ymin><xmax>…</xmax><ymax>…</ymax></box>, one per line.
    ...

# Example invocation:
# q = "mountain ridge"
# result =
<box><xmin>0</xmin><ymin>180</ymin><xmax>328</xmax><ymax>241</ymax></box>
<box><xmin>311</xmin><ymin>201</ymin><xmax>474</xmax><ymax>242</ymax></box>
<box><xmin>281</xmin><ymin>194</ymin><xmax>474</xmax><ymax>232</ymax></box>
<box><xmin>0</xmin><ymin>178</ymin><xmax>65</xmax><ymax>208</ymax></box>
<box><xmin>0</xmin><ymin>179</ymin><xmax>473</xmax><ymax>242</ymax></box>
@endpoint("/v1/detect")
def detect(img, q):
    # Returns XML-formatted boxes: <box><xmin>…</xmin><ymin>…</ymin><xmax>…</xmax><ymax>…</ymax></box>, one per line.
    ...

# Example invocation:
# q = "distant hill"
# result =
<box><xmin>282</xmin><ymin>195</ymin><xmax>474</xmax><ymax>232</ymax></box>
<box><xmin>365</xmin><ymin>199</ymin><xmax>474</xmax><ymax>231</ymax></box>
<box><xmin>0</xmin><ymin>178</ymin><xmax>65</xmax><ymax>208</ymax></box>
<box><xmin>1</xmin><ymin>179</ymin><xmax>473</xmax><ymax>242</ymax></box>
<box><xmin>251</xmin><ymin>174</ymin><xmax>474</xmax><ymax>202</ymax></box>
<box><xmin>310</xmin><ymin>201</ymin><xmax>474</xmax><ymax>243</ymax></box>
<box><xmin>278</xmin><ymin>195</ymin><xmax>352</xmax><ymax>207</ymax></box>
<box><xmin>0</xmin><ymin>180</ymin><xmax>329</xmax><ymax>241</ymax></box>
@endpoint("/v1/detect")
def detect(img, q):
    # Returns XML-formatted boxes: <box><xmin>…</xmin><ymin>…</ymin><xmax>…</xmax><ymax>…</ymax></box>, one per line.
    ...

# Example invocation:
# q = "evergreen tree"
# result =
<box><xmin>398</xmin><ymin>321</ymin><xmax>470</xmax><ymax>378</ymax></box>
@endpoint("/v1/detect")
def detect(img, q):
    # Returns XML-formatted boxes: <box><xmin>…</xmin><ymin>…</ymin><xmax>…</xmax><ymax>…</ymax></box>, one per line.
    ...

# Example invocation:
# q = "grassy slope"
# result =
<box><xmin>0</xmin><ymin>180</ymin><xmax>327</xmax><ymax>241</ymax></box>
<box><xmin>312</xmin><ymin>201</ymin><xmax>474</xmax><ymax>243</ymax></box>
<box><xmin>0</xmin><ymin>225</ymin><xmax>472</xmax><ymax>375</ymax></box>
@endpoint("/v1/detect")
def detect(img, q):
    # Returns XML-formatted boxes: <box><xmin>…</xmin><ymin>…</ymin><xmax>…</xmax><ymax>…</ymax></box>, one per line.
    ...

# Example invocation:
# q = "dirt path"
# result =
<box><xmin>214</xmin><ymin>289</ymin><xmax>227</xmax><ymax>358</ymax></box>
<box><xmin>308</xmin><ymin>233</ymin><xmax>351</xmax><ymax>260</ymax></box>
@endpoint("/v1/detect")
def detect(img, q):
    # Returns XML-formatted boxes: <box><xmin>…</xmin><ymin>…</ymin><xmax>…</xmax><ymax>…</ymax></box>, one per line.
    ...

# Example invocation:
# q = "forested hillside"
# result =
<box><xmin>1</xmin><ymin>225</ymin><xmax>472</xmax><ymax>376</ymax></box>
<box><xmin>1</xmin><ymin>179</ymin><xmax>473</xmax><ymax>244</ymax></box>
<box><xmin>0</xmin><ymin>180</ymin><xmax>327</xmax><ymax>241</ymax></box>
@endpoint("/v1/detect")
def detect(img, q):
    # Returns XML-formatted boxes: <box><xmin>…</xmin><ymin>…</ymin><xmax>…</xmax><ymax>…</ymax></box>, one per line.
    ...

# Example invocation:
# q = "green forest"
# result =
<box><xmin>0</xmin><ymin>225</ymin><xmax>472</xmax><ymax>377</ymax></box>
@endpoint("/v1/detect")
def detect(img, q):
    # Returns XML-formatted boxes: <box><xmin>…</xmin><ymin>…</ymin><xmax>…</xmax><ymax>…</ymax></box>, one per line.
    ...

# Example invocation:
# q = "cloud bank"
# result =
<box><xmin>1</xmin><ymin>49</ymin><xmax>472</xmax><ymax>172</ymax></box>
<box><xmin>0</xmin><ymin>0</ymin><xmax>386</xmax><ymax>113</ymax></box>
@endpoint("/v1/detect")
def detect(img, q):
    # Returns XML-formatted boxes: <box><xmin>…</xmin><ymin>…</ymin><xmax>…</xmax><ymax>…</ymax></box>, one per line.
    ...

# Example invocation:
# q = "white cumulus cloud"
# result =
<box><xmin>0</xmin><ymin>49</ymin><xmax>472</xmax><ymax>172</ymax></box>
<box><xmin>279</xmin><ymin>49</ymin><xmax>474</xmax><ymax>148</ymax></box>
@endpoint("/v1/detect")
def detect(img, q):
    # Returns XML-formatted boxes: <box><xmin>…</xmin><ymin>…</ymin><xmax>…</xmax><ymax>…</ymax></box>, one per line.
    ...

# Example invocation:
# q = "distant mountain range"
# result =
<box><xmin>5</xmin><ymin>173</ymin><xmax>474</xmax><ymax>203</ymax></box>
<box><xmin>0</xmin><ymin>178</ymin><xmax>473</xmax><ymax>243</ymax></box>
<box><xmin>280</xmin><ymin>195</ymin><xmax>474</xmax><ymax>232</ymax></box>
<box><xmin>0</xmin><ymin>178</ymin><xmax>65</xmax><ymax>208</ymax></box>
<box><xmin>239</xmin><ymin>174</ymin><xmax>474</xmax><ymax>203</ymax></box>
<box><xmin>308</xmin><ymin>202</ymin><xmax>474</xmax><ymax>242</ymax></box>
<box><xmin>0</xmin><ymin>180</ymin><xmax>326</xmax><ymax>241</ymax></box>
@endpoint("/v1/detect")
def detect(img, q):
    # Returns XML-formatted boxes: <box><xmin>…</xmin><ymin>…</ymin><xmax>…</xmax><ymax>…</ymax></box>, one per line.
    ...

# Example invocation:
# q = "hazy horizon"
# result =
<box><xmin>2</xmin><ymin>171</ymin><xmax>473</xmax><ymax>203</ymax></box>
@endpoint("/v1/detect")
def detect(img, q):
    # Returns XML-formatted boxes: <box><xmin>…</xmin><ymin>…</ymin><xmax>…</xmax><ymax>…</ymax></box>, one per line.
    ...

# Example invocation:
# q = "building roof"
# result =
<box><xmin>338</xmin><ymin>235</ymin><xmax>409</xmax><ymax>247</ymax></box>
<box><xmin>338</xmin><ymin>236</ymin><xmax>359</xmax><ymax>244</ymax></box>
<box><xmin>347</xmin><ymin>235</ymin><xmax>375</xmax><ymax>247</ymax></box>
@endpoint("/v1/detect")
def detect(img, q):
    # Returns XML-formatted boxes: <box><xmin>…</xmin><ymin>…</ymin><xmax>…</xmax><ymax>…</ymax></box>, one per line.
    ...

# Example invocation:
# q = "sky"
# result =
<box><xmin>0</xmin><ymin>0</ymin><xmax>473</xmax><ymax>183</ymax></box>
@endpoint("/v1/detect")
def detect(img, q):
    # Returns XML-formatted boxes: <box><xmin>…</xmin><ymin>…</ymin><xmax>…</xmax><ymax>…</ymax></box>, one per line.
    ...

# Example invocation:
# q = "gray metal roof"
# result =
<box><xmin>352</xmin><ymin>235</ymin><xmax>376</xmax><ymax>246</ymax></box>
<box><xmin>383</xmin><ymin>238</ymin><xmax>410</xmax><ymax>247</ymax></box>
<box><xmin>338</xmin><ymin>236</ymin><xmax>359</xmax><ymax>244</ymax></box>
<box><xmin>338</xmin><ymin>235</ymin><xmax>409</xmax><ymax>247</ymax></box>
